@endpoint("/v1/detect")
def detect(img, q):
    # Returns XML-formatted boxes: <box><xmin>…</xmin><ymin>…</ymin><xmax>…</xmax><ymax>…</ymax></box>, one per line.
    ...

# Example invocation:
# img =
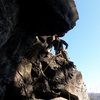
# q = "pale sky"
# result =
<box><xmin>63</xmin><ymin>0</ymin><xmax>100</xmax><ymax>93</ymax></box>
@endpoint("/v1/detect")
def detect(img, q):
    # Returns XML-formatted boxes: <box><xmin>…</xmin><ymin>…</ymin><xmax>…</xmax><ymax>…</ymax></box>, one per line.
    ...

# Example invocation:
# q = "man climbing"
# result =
<box><xmin>49</xmin><ymin>35</ymin><xmax>68</xmax><ymax>56</ymax></box>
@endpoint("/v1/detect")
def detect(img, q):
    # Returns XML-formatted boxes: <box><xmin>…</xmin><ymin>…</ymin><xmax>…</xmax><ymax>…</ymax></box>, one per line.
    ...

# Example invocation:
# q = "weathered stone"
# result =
<box><xmin>64</xmin><ymin>69</ymin><xmax>90</xmax><ymax>100</ymax></box>
<box><xmin>51</xmin><ymin>97</ymin><xmax>68</xmax><ymax>100</ymax></box>
<box><xmin>0</xmin><ymin>0</ymin><xmax>89</xmax><ymax>100</ymax></box>
<box><xmin>0</xmin><ymin>0</ymin><xmax>79</xmax><ymax>49</ymax></box>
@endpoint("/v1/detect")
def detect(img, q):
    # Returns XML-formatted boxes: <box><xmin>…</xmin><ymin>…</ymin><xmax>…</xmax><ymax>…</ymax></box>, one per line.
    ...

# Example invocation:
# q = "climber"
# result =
<box><xmin>49</xmin><ymin>35</ymin><xmax>68</xmax><ymax>55</ymax></box>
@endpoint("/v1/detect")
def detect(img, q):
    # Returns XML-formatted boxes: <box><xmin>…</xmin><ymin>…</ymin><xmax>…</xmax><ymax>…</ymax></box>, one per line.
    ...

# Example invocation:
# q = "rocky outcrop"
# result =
<box><xmin>0</xmin><ymin>35</ymin><xmax>90</xmax><ymax>100</ymax></box>
<box><xmin>0</xmin><ymin>0</ymin><xmax>79</xmax><ymax>49</ymax></box>
<box><xmin>0</xmin><ymin>0</ymin><xmax>89</xmax><ymax>100</ymax></box>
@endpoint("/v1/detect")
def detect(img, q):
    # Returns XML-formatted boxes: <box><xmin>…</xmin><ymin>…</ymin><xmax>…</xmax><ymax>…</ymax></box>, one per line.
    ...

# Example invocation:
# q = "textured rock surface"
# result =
<box><xmin>0</xmin><ymin>0</ymin><xmax>79</xmax><ymax>49</ymax></box>
<box><xmin>0</xmin><ymin>0</ymin><xmax>89</xmax><ymax>100</ymax></box>
<box><xmin>0</xmin><ymin>35</ymin><xmax>90</xmax><ymax>100</ymax></box>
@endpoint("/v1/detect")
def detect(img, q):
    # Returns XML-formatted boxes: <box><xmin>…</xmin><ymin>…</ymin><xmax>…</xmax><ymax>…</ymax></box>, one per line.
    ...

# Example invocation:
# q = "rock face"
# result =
<box><xmin>0</xmin><ymin>0</ymin><xmax>79</xmax><ymax>48</ymax></box>
<box><xmin>0</xmin><ymin>0</ymin><xmax>89</xmax><ymax>100</ymax></box>
<box><xmin>0</xmin><ymin>35</ymin><xmax>90</xmax><ymax>100</ymax></box>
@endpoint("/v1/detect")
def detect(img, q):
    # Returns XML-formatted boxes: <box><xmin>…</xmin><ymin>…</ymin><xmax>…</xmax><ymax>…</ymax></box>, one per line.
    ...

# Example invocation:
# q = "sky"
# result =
<box><xmin>62</xmin><ymin>0</ymin><xmax>100</xmax><ymax>93</ymax></box>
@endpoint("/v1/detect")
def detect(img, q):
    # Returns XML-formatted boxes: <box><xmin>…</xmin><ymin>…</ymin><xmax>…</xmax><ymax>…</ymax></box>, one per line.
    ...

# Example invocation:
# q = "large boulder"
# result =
<box><xmin>0</xmin><ymin>35</ymin><xmax>89</xmax><ymax>100</ymax></box>
<box><xmin>0</xmin><ymin>0</ymin><xmax>89</xmax><ymax>100</ymax></box>
<box><xmin>0</xmin><ymin>0</ymin><xmax>79</xmax><ymax>48</ymax></box>
<box><xmin>19</xmin><ymin>0</ymin><xmax>79</xmax><ymax>36</ymax></box>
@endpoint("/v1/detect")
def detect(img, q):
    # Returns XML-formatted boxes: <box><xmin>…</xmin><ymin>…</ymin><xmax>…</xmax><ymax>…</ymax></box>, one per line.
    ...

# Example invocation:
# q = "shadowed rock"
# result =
<box><xmin>0</xmin><ymin>35</ymin><xmax>89</xmax><ymax>100</ymax></box>
<box><xmin>0</xmin><ymin>0</ymin><xmax>79</xmax><ymax>48</ymax></box>
<box><xmin>0</xmin><ymin>0</ymin><xmax>90</xmax><ymax>100</ymax></box>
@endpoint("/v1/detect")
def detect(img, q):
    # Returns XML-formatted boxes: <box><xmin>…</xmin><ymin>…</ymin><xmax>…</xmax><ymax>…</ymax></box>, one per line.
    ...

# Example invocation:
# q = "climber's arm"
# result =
<box><xmin>61</xmin><ymin>39</ymin><xmax>68</xmax><ymax>49</ymax></box>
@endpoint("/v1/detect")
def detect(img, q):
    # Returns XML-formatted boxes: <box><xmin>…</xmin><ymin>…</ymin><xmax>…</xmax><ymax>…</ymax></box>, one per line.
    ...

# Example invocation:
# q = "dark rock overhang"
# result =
<box><xmin>0</xmin><ymin>0</ymin><xmax>79</xmax><ymax>48</ymax></box>
<box><xmin>18</xmin><ymin>0</ymin><xmax>79</xmax><ymax>36</ymax></box>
